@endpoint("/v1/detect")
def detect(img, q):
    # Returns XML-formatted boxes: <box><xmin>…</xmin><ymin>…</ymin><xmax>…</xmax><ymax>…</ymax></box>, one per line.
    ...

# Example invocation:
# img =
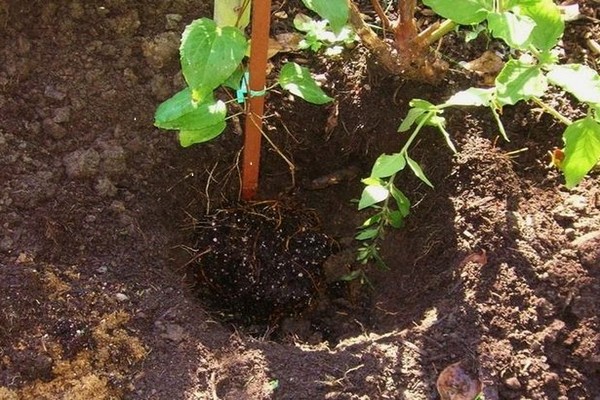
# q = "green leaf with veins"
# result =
<box><xmin>358</xmin><ymin>184</ymin><xmax>389</xmax><ymax>210</ymax></box>
<box><xmin>278</xmin><ymin>62</ymin><xmax>333</xmax><ymax>104</ymax></box>
<box><xmin>406</xmin><ymin>154</ymin><xmax>434</xmax><ymax>188</ymax></box>
<box><xmin>180</xmin><ymin>18</ymin><xmax>247</xmax><ymax>102</ymax></box>
<box><xmin>495</xmin><ymin>59</ymin><xmax>547</xmax><ymax>106</ymax></box>
<box><xmin>390</xmin><ymin>184</ymin><xmax>411</xmax><ymax>217</ymax></box>
<box><xmin>371</xmin><ymin>153</ymin><xmax>406</xmax><ymax>178</ymax></box>
<box><xmin>423</xmin><ymin>0</ymin><xmax>492</xmax><ymax>25</ymax></box>
<box><xmin>515</xmin><ymin>0</ymin><xmax>564</xmax><ymax>51</ymax></box>
<box><xmin>178</xmin><ymin>122</ymin><xmax>227</xmax><ymax>147</ymax></box>
<box><xmin>154</xmin><ymin>88</ymin><xmax>227</xmax><ymax>131</ymax></box>
<box><xmin>487</xmin><ymin>11</ymin><xmax>535</xmax><ymax>49</ymax></box>
<box><xmin>399</xmin><ymin>107</ymin><xmax>428</xmax><ymax>132</ymax></box>
<box><xmin>301</xmin><ymin>0</ymin><xmax>349</xmax><ymax>32</ymax></box>
<box><xmin>561</xmin><ymin>117</ymin><xmax>600</xmax><ymax>188</ymax></box>
<box><xmin>445</xmin><ymin>87</ymin><xmax>495</xmax><ymax>107</ymax></box>
<box><xmin>547</xmin><ymin>64</ymin><xmax>600</xmax><ymax>105</ymax></box>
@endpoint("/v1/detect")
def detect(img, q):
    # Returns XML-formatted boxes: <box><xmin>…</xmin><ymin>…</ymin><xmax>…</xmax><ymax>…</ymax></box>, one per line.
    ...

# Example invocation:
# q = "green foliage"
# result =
<box><xmin>278</xmin><ymin>62</ymin><xmax>333</xmax><ymax>104</ymax></box>
<box><xmin>180</xmin><ymin>18</ymin><xmax>248</xmax><ymax>103</ymax></box>
<box><xmin>357</xmin><ymin>0</ymin><xmax>599</xmax><ymax>267</ymax></box>
<box><xmin>155</xmin><ymin>13</ymin><xmax>332</xmax><ymax>147</ymax></box>
<box><xmin>422</xmin><ymin>0</ymin><xmax>492</xmax><ymax>25</ymax></box>
<box><xmin>300</xmin><ymin>0</ymin><xmax>349</xmax><ymax>33</ymax></box>
<box><xmin>293</xmin><ymin>13</ymin><xmax>357</xmax><ymax>56</ymax></box>
<box><xmin>562</xmin><ymin>118</ymin><xmax>600</xmax><ymax>188</ymax></box>
<box><xmin>417</xmin><ymin>0</ymin><xmax>600</xmax><ymax>190</ymax></box>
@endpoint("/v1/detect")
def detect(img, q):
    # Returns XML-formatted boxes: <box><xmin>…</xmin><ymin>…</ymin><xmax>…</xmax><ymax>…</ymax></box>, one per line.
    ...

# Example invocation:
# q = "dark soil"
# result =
<box><xmin>1</xmin><ymin>0</ymin><xmax>599</xmax><ymax>399</ymax></box>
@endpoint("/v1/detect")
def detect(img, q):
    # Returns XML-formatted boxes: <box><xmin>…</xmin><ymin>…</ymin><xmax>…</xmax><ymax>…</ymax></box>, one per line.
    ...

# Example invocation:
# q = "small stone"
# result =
<box><xmin>552</xmin><ymin>206</ymin><xmax>577</xmax><ymax>221</ymax></box>
<box><xmin>97</xmin><ymin>265</ymin><xmax>108</xmax><ymax>274</ymax></box>
<box><xmin>95</xmin><ymin>177</ymin><xmax>117</xmax><ymax>197</ymax></box>
<box><xmin>84</xmin><ymin>214</ymin><xmax>97</xmax><ymax>223</ymax></box>
<box><xmin>564</xmin><ymin>228</ymin><xmax>576</xmax><ymax>240</ymax></box>
<box><xmin>101</xmin><ymin>145</ymin><xmax>127</xmax><ymax>176</ymax></box>
<box><xmin>0</xmin><ymin>236</ymin><xmax>14</xmax><ymax>252</ymax></box>
<box><xmin>160</xmin><ymin>323</ymin><xmax>185</xmax><ymax>343</ymax></box>
<box><xmin>44</xmin><ymin>86</ymin><xmax>67</xmax><ymax>101</ymax></box>
<box><xmin>565</xmin><ymin>194</ymin><xmax>587</xmax><ymax>211</ymax></box>
<box><xmin>504</xmin><ymin>376</ymin><xmax>521</xmax><ymax>390</ymax></box>
<box><xmin>142</xmin><ymin>32</ymin><xmax>180</xmax><ymax>70</ymax></box>
<box><xmin>110</xmin><ymin>200</ymin><xmax>126</xmax><ymax>213</ymax></box>
<box><xmin>52</xmin><ymin>106</ymin><xmax>71</xmax><ymax>124</ymax></box>
<box><xmin>165</xmin><ymin>13</ymin><xmax>182</xmax><ymax>30</ymax></box>
<box><xmin>43</xmin><ymin>118</ymin><xmax>67</xmax><ymax>140</ymax></box>
<box><xmin>115</xmin><ymin>293</ymin><xmax>129</xmax><ymax>302</ymax></box>
<box><xmin>63</xmin><ymin>149</ymin><xmax>100</xmax><ymax>179</ymax></box>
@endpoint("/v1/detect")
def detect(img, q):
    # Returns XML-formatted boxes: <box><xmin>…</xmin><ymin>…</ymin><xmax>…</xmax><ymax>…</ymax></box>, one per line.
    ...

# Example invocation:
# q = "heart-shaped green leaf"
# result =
<box><xmin>495</xmin><ymin>59</ymin><xmax>547</xmax><ymax>106</ymax></box>
<box><xmin>371</xmin><ymin>153</ymin><xmax>406</xmax><ymax>178</ymax></box>
<box><xmin>547</xmin><ymin>64</ymin><xmax>600</xmax><ymax>105</ymax></box>
<box><xmin>301</xmin><ymin>0</ymin><xmax>349</xmax><ymax>32</ymax></box>
<box><xmin>278</xmin><ymin>62</ymin><xmax>333</xmax><ymax>104</ymax></box>
<box><xmin>423</xmin><ymin>0</ymin><xmax>493</xmax><ymax>24</ymax></box>
<box><xmin>180</xmin><ymin>18</ymin><xmax>247</xmax><ymax>102</ymax></box>
<box><xmin>562</xmin><ymin>117</ymin><xmax>600</xmax><ymax>188</ymax></box>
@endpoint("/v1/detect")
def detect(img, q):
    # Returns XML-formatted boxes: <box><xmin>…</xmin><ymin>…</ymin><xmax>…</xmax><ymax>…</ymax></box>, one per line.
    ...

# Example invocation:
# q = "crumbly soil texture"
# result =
<box><xmin>1</xmin><ymin>0</ymin><xmax>599</xmax><ymax>399</ymax></box>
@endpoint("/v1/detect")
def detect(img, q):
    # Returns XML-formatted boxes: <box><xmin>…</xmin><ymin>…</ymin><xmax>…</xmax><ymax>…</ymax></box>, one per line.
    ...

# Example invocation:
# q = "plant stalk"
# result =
<box><xmin>531</xmin><ymin>97</ymin><xmax>573</xmax><ymax>126</ymax></box>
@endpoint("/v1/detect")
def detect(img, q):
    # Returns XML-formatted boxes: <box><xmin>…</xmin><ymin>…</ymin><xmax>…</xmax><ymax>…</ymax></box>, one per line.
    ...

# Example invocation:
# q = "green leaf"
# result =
<box><xmin>387</xmin><ymin>210</ymin><xmax>405</xmax><ymax>228</ymax></box>
<box><xmin>293</xmin><ymin>13</ymin><xmax>318</xmax><ymax>32</ymax></box>
<box><xmin>301</xmin><ymin>0</ymin><xmax>349</xmax><ymax>32</ymax></box>
<box><xmin>547</xmin><ymin>64</ymin><xmax>600</xmax><ymax>105</ymax></box>
<box><xmin>222</xmin><ymin>65</ymin><xmax>246</xmax><ymax>90</ymax></box>
<box><xmin>406</xmin><ymin>154</ymin><xmax>434</xmax><ymax>188</ymax></box>
<box><xmin>178</xmin><ymin>121</ymin><xmax>227</xmax><ymax>147</ymax></box>
<box><xmin>355</xmin><ymin>227</ymin><xmax>379</xmax><ymax>240</ymax></box>
<box><xmin>339</xmin><ymin>269</ymin><xmax>363</xmax><ymax>281</ymax></box>
<box><xmin>358</xmin><ymin>185</ymin><xmax>389</xmax><ymax>210</ymax></box>
<box><xmin>362</xmin><ymin>213</ymin><xmax>382</xmax><ymax>227</ymax></box>
<box><xmin>561</xmin><ymin>117</ymin><xmax>600</xmax><ymax>188</ymax></box>
<box><xmin>516</xmin><ymin>0</ymin><xmax>564</xmax><ymax>50</ymax></box>
<box><xmin>495</xmin><ymin>59</ymin><xmax>548</xmax><ymax>106</ymax></box>
<box><xmin>213</xmin><ymin>0</ymin><xmax>250</xmax><ymax>29</ymax></box>
<box><xmin>371</xmin><ymin>153</ymin><xmax>406</xmax><ymax>178</ymax></box>
<box><xmin>399</xmin><ymin>107</ymin><xmax>428</xmax><ymax>132</ymax></box>
<box><xmin>487</xmin><ymin>11</ymin><xmax>535</xmax><ymax>49</ymax></box>
<box><xmin>445</xmin><ymin>87</ymin><xmax>495</xmax><ymax>107</ymax></box>
<box><xmin>361</xmin><ymin>177</ymin><xmax>383</xmax><ymax>186</ymax></box>
<box><xmin>278</xmin><ymin>62</ymin><xmax>333</xmax><ymax>104</ymax></box>
<box><xmin>422</xmin><ymin>0</ymin><xmax>493</xmax><ymax>24</ymax></box>
<box><xmin>408</xmin><ymin>99</ymin><xmax>438</xmax><ymax>111</ymax></box>
<box><xmin>389</xmin><ymin>184</ymin><xmax>411</xmax><ymax>217</ymax></box>
<box><xmin>154</xmin><ymin>88</ymin><xmax>227</xmax><ymax>131</ymax></box>
<box><xmin>429</xmin><ymin>115</ymin><xmax>457</xmax><ymax>153</ymax></box>
<box><xmin>180</xmin><ymin>18</ymin><xmax>248</xmax><ymax>102</ymax></box>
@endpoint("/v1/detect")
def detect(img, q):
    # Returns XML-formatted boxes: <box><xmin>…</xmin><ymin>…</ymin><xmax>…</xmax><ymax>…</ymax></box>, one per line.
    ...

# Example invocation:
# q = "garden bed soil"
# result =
<box><xmin>1</xmin><ymin>0</ymin><xmax>599</xmax><ymax>399</ymax></box>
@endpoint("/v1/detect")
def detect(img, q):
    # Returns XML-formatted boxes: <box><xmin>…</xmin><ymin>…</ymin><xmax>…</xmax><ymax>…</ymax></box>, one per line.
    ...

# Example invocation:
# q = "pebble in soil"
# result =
<box><xmin>191</xmin><ymin>201</ymin><xmax>336</xmax><ymax>323</ymax></box>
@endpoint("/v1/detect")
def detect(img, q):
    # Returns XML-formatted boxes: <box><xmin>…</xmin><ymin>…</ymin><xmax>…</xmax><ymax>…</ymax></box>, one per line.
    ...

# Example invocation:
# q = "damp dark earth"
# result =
<box><xmin>1</xmin><ymin>1</ymin><xmax>599</xmax><ymax>399</ymax></box>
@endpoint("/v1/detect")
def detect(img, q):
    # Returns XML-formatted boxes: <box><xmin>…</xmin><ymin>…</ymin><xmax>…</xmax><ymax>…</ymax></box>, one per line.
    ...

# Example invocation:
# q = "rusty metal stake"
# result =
<box><xmin>241</xmin><ymin>0</ymin><xmax>272</xmax><ymax>200</ymax></box>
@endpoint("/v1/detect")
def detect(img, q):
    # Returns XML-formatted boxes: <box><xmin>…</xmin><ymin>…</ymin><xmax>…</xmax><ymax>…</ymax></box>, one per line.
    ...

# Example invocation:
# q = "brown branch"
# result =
<box><xmin>394</xmin><ymin>0</ymin><xmax>418</xmax><ymax>52</ymax></box>
<box><xmin>370</xmin><ymin>0</ymin><xmax>393</xmax><ymax>30</ymax></box>
<box><xmin>348</xmin><ymin>0</ymin><xmax>403</xmax><ymax>75</ymax></box>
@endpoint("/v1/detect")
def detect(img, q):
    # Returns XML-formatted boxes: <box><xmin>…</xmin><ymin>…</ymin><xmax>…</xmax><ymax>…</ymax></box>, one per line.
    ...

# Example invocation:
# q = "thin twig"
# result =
<box><xmin>370</xmin><ymin>0</ymin><xmax>393</xmax><ymax>30</ymax></box>
<box><xmin>204</xmin><ymin>162</ymin><xmax>219</xmax><ymax>214</ymax></box>
<box><xmin>258</xmin><ymin>122</ymin><xmax>297</xmax><ymax>189</ymax></box>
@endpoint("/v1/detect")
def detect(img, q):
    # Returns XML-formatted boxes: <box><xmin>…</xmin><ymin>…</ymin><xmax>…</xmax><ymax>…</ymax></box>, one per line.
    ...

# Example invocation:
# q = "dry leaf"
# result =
<box><xmin>463</xmin><ymin>51</ymin><xmax>504</xmax><ymax>86</ymax></box>
<box><xmin>437</xmin><ymin>361</ymin><xmax>482</xmax><ymax>400</ymax></box>
<box><xmin>324</xmin><ymin>102</ymin><xmax>339</xmax><ymax>138</ymax></box>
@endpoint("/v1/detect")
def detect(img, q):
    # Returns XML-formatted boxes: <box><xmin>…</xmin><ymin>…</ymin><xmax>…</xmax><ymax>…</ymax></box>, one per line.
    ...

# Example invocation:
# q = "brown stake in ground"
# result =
<box><xmin>242</xmin><ymin>0</ymin><xmax>272</xmax><ymax>200</ymax></box>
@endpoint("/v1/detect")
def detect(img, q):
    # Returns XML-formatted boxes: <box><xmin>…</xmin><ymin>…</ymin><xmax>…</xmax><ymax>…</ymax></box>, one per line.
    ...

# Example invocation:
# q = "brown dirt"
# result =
<box><xmin>1</xmin><ymin>0</ymin><xmax>599</xmax><ymax>399</ymax></box>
